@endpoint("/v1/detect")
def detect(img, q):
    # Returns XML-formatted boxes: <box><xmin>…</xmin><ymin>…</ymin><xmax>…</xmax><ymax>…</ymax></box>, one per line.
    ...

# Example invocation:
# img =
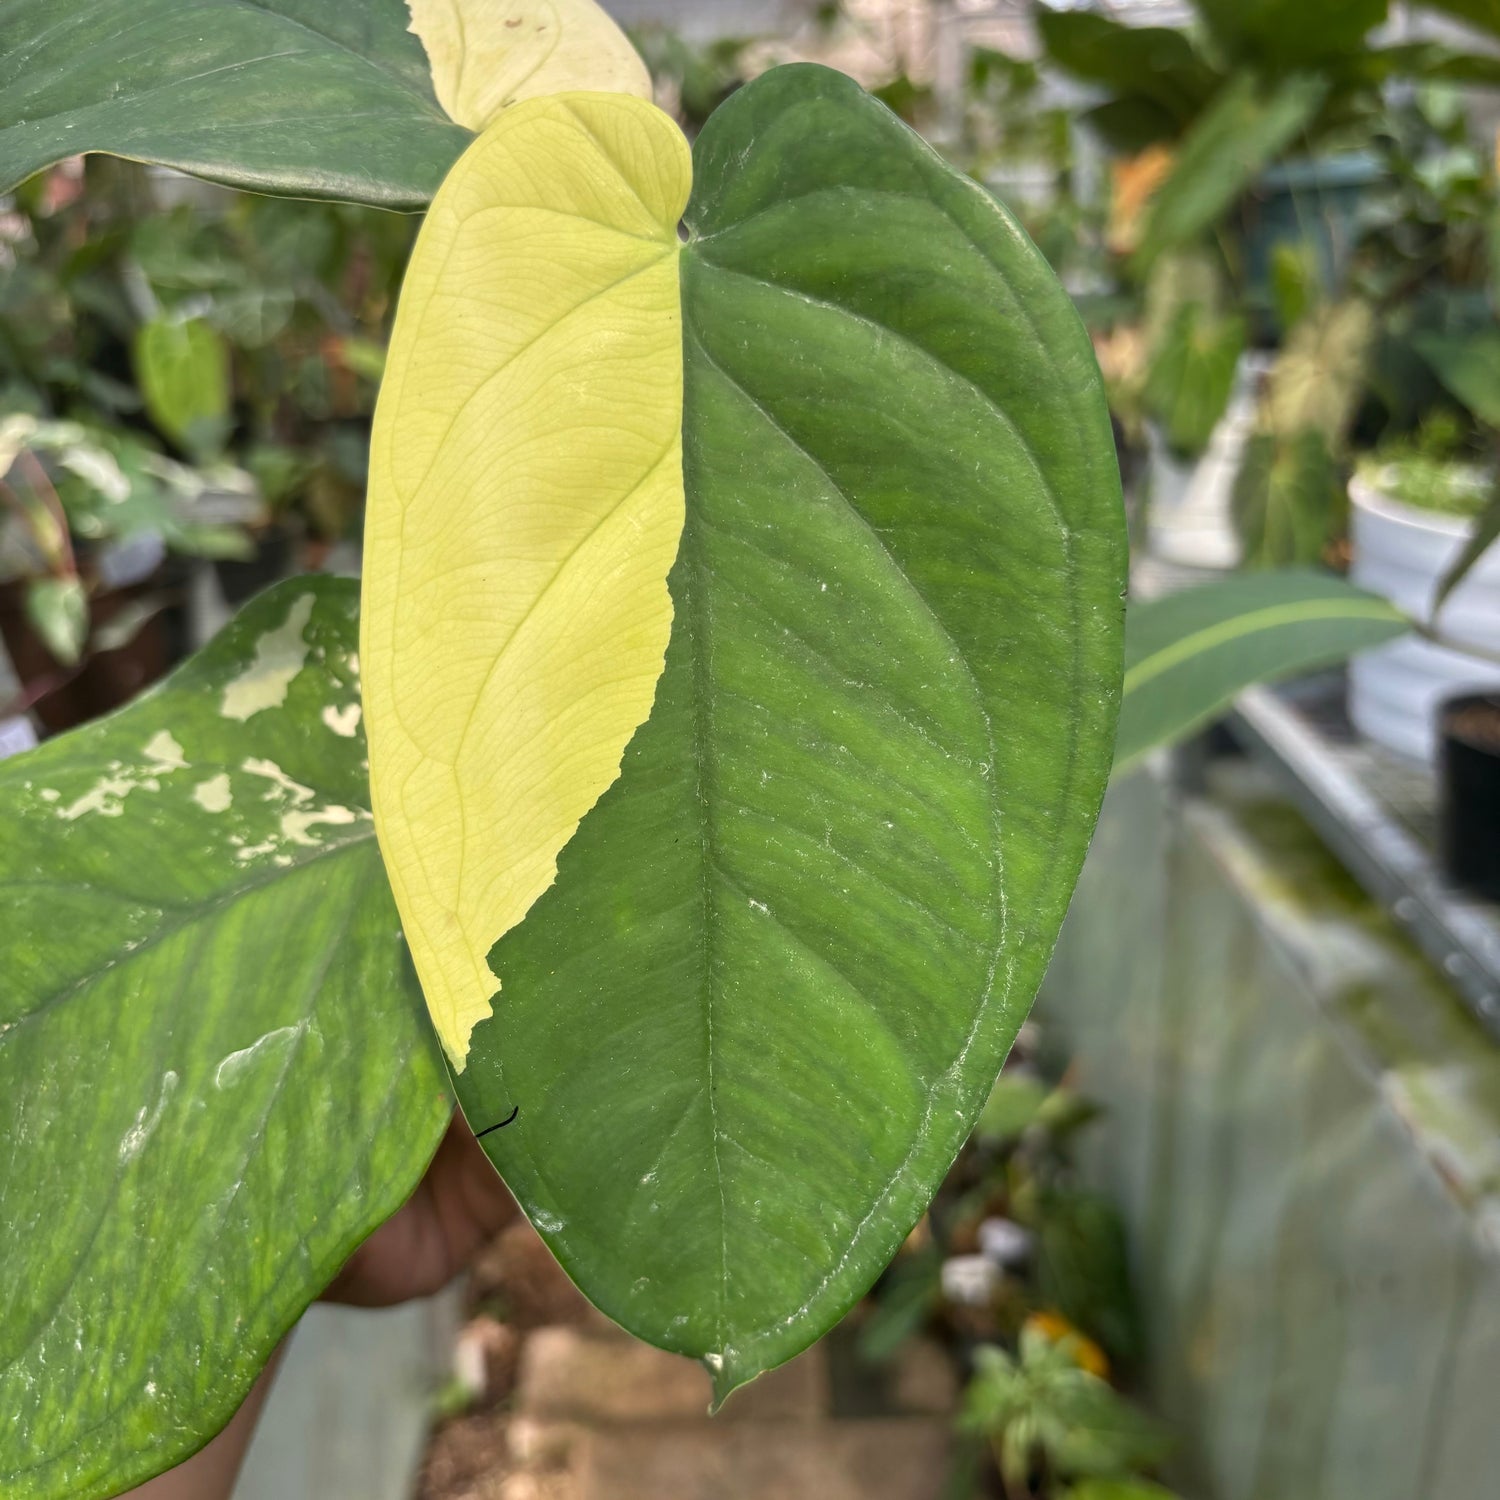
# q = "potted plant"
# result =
<box><xmin>1348</xmin><ymin>434</ymin><xmax>1500</xmax><ymax>761</ymax></box>
<box><xmin>1036</xmin><ymin>0</ymin><xmax>1500</xmax><ymax>574</ymax></box>
<box><xmin>1438</xmin><ymin>689</ymin><xmax>1500</xmax><ymax>898</ymax></box>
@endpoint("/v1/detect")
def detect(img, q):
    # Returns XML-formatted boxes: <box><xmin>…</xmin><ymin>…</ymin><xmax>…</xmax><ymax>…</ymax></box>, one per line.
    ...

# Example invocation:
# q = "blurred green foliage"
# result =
<box><xmin>0</xmin><ymin>154</ymin><xmax>414</xmax><ymax>673</ymax></box>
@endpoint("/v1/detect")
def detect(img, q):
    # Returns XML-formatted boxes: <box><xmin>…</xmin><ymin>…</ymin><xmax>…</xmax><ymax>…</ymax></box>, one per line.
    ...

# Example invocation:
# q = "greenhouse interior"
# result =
<box><xmin>3</xmin><ymin>2</ymin><xmax>1500</xmax><ymax>1498</ymax></box>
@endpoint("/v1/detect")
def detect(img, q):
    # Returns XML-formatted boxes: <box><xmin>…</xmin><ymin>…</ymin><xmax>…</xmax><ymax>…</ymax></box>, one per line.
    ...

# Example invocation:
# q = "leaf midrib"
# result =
<box><xmin>1122</xmin><ymin>597</ymin><xmax>1404</xmax><ymax>695</ymax></box>
<box><xmin>681</xmin><ymin>316</ymin><xmax>1008</xmax><ymax>1359</ymax></box>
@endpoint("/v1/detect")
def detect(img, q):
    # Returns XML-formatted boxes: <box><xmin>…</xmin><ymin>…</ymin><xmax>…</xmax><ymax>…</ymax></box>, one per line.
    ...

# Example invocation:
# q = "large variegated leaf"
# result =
<box><xmin>450</xmin><ymin>65</ymin><xmax>1126</xmax><ymax>1402</ymax></box>
<box><xmin>362</xmin><ymin>93</ymin><xmax>689</xmax><ymax>1067</ymax></box>
<box><xmin>0</xmin><ymin>579</ymin><xmax>449</xmax><ymax>1500</ymax></box>
<box><xmin>0</xmin><ymin>0</ymin><xmax>648</xmax><ymax>207</ymax></box>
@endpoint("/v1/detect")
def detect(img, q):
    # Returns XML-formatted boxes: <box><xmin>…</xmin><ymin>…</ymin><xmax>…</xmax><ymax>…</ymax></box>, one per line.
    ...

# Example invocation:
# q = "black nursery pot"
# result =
<box><xmin>1439</xmin><ymin>691</ymin><xmax>1500</xmax><ymax>902</ymax></box>
<box><xmin>214</xmin><ymin>519</ymin><xmax>299</xmax><ymax>606</ymax></box>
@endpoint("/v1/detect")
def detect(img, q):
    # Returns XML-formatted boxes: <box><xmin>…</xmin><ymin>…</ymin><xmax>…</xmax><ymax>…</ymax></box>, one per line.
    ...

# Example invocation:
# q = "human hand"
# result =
<box><xmin>322</xmin><ymin>1110</ymin><xmax>520</xmax><ymax>1307</ymax></box>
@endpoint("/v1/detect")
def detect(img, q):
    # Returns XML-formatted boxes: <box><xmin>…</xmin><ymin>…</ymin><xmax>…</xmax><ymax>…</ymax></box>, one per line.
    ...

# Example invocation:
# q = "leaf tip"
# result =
<box><xmin>703</xmin><ymin>1348</ymin><xmax>767</xmax><ymax>1413</ymax></box>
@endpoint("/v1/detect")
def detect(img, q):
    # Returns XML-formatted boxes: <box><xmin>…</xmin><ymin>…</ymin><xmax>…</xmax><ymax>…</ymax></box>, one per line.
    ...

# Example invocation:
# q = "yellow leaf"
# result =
<box><xmin>405</xmin><ymin>0</ymin><xmax>652</xmax><ymax>130</ymax></box>
<box><xmin>362</xmin><ymin>93</ymin><xmax>690</xmax><ymax>1067</ymax></box>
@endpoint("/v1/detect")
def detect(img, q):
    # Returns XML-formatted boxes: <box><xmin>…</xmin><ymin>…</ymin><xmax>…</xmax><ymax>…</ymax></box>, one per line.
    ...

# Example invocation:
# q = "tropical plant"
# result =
<box><xmin>0</xmin><ymin>4</ymin><xmax>1128</xmax><ymax>1496</ymax></box>
<box><xmin>1040</xmin><ymin>0</ymin><xmax>1500</xmax><ymax>280</ymax></box>
<box><xmin>1041</xmin><ymin>0</ymin><xmax>1500</xmax><ymax>575</ymax></box>
<box><xmin>2</xmin><ymin>148</ymin><xmax>415</xmax><ymax>550</ymax></box>
<box><xmin>960</xmin><ymin>1323</ymin><xmax>1171</xmax><ymax>1497</ymax></box>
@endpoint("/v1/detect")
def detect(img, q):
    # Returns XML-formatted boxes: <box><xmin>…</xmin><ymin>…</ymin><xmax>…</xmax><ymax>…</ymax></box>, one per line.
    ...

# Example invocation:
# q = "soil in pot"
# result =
<box><xmin>1440</xmin><ymin>692</ymin><xmax>1500</xmax><ymax>902</ymax></box>
<box><xmin>1348</xmin><ymin>475</ymin><xmax>1500</xmax><ymax>764</ymax></box>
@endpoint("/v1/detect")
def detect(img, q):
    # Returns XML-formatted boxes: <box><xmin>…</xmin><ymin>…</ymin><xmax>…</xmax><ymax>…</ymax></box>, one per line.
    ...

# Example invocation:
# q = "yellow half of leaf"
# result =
<box><xmin>405</xmin><ymin>0</ymin><xmax>652</xmax><ymax>130</ymax></box>
<box><xmin>362</xmin><ymin>93</ymin><xmax>690</xmax><ymax>1068</ymax></box>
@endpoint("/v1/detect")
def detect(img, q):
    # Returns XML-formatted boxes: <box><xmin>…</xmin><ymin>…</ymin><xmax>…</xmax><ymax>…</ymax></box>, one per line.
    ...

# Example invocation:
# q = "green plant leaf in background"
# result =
<box><xmin>1232</xmin><ymin>428</ymin><xmax>1343</xmax><ymax>567</ymax></box>
<box><xmin>1064</xmin><ymin>1482</ymin><xmax>1185</xmax><ymax>1500</ymax></box>
<box><xmin>24</xmin><ymin>574</ymin><xmax>89</xmax><ymax>665</ymax></box>
<box><xmin>1035</xmin><ymin>10</ymin><xmax>1220</xmax><ymax>129</ymax></box>
<box><xmin>1031</xmin><ymin>1188</ymin><xmax>1142</xmax><ymax>1369</ymax></box>
<box><xmin>1113</xmin><ymin>569</ymin><xmax>1409</xmax><ymax>775</ymax></box>
<box><xmin>1424</xmin><ymin>0</ymin><xmax>1500</xmax><ymax>38</ymax></box>
<box><xmin>1435</xmin><ymin>483</ymin><xmax>1500</xmax><ymax>616</ymax></box>
<box><xmin>455</xmin><ymin>64</ymin><xmax>1126</xmax><ymax>1404</ymax></box>
<box><xmin>1414</xmin><ymin>327</ymin><xmax>1500</xmax><ymax>428</ymax></box>
<box><xmin>1195</xmin><ymin>0</ymin><xmax>1388</xmax><ymax>67</ymax></box>
<box><xmin>961</xmin><ymin>1329</ymin><xmax>1170</xmax><ymax>1491</ymax></box>
<box><xmin>1142</xmin><ymin>300</ymin><xmax>1246</xmax><ymax>458</ymax></box>
<box><xmin>133</xmin><ymin>316</ymin><xmax>231</xmax><ymax>461</ymax></box>
<box><xmin>0</xmin><ymin>0</ymin><xmax>468</xmax><ymax>207</ymax></box>
<box><xmin>0</xmin><ymin>579</ymin><xmax>450</xmax><ymax>1500</ymax></box>
<box><xmin>1081</xmin><ymin>98</ymin><xmax>1182</xmax><ymax>155</ymax></box>
<box><xmin>1234</xmin><ymin>300</ymin><xmax>1376</xmax><ymax>567</ymax></box>
<box><xmin>1131</xmin><ymin>73</ymin><xmax>1329</xmax><ymax>273</ymax></box>
<box><xmin>975</xmin><ymin>1073</ymin><xmax>1054</xmax><ymax>1146</ymax></box>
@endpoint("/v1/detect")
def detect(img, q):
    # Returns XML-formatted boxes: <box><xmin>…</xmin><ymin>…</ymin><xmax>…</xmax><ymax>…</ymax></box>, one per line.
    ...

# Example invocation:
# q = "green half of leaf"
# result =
<box><xmin>454</xmin><ymin>63</ymin><xmax>1126</xmax><ymax>1406</ymax></box>
<box><xmin>1114</xmin><ymin>568</ymin><xmax>1409</xmax><ymax>775</ymax></box>
<box><xmin>0</xmin><ymin>579</ymin><xmax>450</xmax><ymax>1500</ymax></box>
<box><xmin>0</xmin><ymin>0</ymin><xmax>470</xmax><ymax>207</ymax></box>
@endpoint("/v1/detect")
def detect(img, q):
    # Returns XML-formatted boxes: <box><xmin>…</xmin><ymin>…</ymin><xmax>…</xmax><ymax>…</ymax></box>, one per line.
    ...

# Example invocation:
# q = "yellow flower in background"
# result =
<box><xmin>1108</xmin><ymin>144</ymin><xmax>1176</xmax><ymax>257</ymax></box>
<box><xmin>1024</xmin><ymin>1310</ymin><xmax>1111</xmax><ymax>1381</ymax></box>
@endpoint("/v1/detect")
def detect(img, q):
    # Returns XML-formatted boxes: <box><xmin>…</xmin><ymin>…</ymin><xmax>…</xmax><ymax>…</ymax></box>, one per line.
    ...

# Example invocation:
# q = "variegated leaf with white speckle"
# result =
<box><xmin>0</xmin><ymin>577</ymin><xmax>449</xmax><ymax>1500</ymax></box>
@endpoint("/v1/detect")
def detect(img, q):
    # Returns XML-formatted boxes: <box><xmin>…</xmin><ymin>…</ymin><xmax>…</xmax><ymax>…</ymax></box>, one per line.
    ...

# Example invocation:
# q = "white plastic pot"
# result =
<box><xmin>1348</xmin><ymin>475</ymin><xmax>1500</xmax><ymax>764</ymax></box>
<box><xmin>1144</xmin><ymin>353</ymin><xmax>1269</xmax><ymax>571</ymax></box>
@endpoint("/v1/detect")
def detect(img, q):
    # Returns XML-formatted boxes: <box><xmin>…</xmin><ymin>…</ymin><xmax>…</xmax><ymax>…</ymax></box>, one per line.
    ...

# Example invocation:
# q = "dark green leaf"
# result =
<box><xmin>0</xmin><ymin>579</ymin><xmax>450</xmax><ymax>1500</ymax></box>
<box><xmin>1360</xmin><ymin>41</ymin><xmax>1500</xmax><ymax>88</ymax></box>
<box><xmin>1036</xmin><ymin>11</ymin><xmax>1220</xmax><ymax>126</ymax></box>
<box><xmin>1031</xmin><ymin>1188</ymin><xmax>1142</xmax><ymax>1368</ymax></box>
<box><xmin>1114</xmin><ymin>569</ymin><xmax>1409</xmax><ymax>774</ymax></box>
<box><xmin>1422</xmin><ymin>0</ymin><xmax>1500</xmax><ymax>38</ymax></box>
<box><xmin>0</xmin><ymin>0</ymin><xmax>469</xmax><ymax>208</ymax></box>
<box><xmin>1132</xmin><ymin>73</ymin><xmax>1328</xmax><ymax>272</ymax></box>
<box><xmin>1195</xmin><ymin>0</ymin><xmax>1387</xmax><ymax>67</ymax></box>
<box><xmin>456</xmin><ymin>64</ymin><xmax>1126</xmax><ymax>1404</ymax></box>
<box><xmin>857</xmin><ymin>1244</ymin><xmax>943</xmax><ymax>1363</ymax></box>
<box><xmin>1414</xmin><ymin>328</ymin><xmax>1500</xmax><ymax>428</ymax></box>
<box><xmin>1080</xmin><ymin>98</ymin><xmax>1180</xmax><ymax>155</ymax></box>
